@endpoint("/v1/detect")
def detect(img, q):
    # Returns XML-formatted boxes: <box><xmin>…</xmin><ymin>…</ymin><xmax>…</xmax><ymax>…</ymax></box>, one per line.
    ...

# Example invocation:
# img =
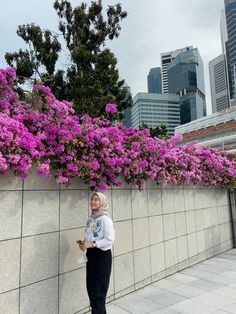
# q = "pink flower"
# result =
<box><xmin>101</xmin><ymin>137</ymin><xmax>110</xmax><ymax>146</ymax></box>
<box><xmin>0</xmin><ymin>67</ymin><xmax>236</xmax><ymax>191</ymax></box>
<box><xmin>56</xmin><ymin>176</ymin><xmax>69</xmax><ymax>184</ymax></box>
<box><xmin>37</xmin><ymin>162</ymin><xmax>51</xmax><ymax>177</ymax></box>
<box><xmin>105</xmin><ymin>103</ymin><xmax>118</xmax><ymax>114</ymax></box>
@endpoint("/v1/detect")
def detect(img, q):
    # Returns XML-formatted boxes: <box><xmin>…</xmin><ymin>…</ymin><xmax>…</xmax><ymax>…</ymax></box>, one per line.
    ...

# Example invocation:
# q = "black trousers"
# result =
<box><xmin>86</xmin><ymin>248</ymin><xmax>112</xmax><ymax>314</ymax></box>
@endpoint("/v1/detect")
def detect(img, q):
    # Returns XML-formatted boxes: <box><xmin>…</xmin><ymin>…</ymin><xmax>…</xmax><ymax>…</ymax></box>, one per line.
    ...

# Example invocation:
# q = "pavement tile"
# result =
<box><xmin>108</xmin><ymin>250</ymin><xmax>236</xmax><ymax>314</ymax></box>
<box><xmin>142</xmin><ymin>290</ymin><xmax>186</xmax><ymax>307</ymax></box>
<box><xmin>214</xmin><ymin>286</ymin><xmax>236</xmax><ymax>301</ymax></box>
<box><xmin>191</xmin><ymin>292</ymin><xmax>235</xmax><ymax>309</ymax></box>
<box><xmin>147</xmin><ymin>309</ymin><xmax>180</xmax><ymax>314</ymax></box>
<box><xmin>182</xmin><ymin>268</ymin><xmax>236</xmax><ymax>285</ymax></box>
<box><xmin>170</xmin><ymin>299</ymin><xmax>217</xmax><ymax>314</ymax></box>
<box><xmin>107</xmin><ymin>304</ymin><xmax>131</xmax><ymax>313</ymax></box>
<box><xmin>136</xmin><ymin>285</ymin><xmax>165</xmax><ymax>297</ymax></box>
<box><xmin>220</xmin><ymin>271</ymin><xmax>236</xmax><ymax>279</ymax></box>
<box><xmin>211</xmin><ymin>311</ymin><xmax>232</xmax><ymax>314</ymax></box>
<box><xmin>168</xmin><ymin>272</ymin><xmax>199</xmax><ymax>284</ymax></box>
<box><xmin>222</xmin><ymin>303</ymin><xmax>236</xmax><ymax>314</ymax></box>
<box><xmin>152</xmin><ymin>278</ymin><xmax>180</xmax><ymax>289</ymax></box>
<box><xmin>160</xmin><ymin>283</ymin><xmax>205</xmax><ymax>298</ymax></box>
<box><xmin>188</xmin><ymin>279</ymin><xmax>224</xmax><ymax>291</ymax></box>
<box><xmin>112</xmin><ymin>295</ymin><xmax>161</xmax><ymax>314</ymax></box>
<box><xmin>191</xmin><ymin>264</ymin><xmax>229</xmax><ymax>274</ymax></box>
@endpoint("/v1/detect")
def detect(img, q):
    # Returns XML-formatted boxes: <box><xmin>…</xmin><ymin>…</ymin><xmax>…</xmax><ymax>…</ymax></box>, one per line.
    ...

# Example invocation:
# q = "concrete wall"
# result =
<box><xmin>0</xmin><ymin>173</ymin><xmax>233</xmax><ymax>314</ymax></box>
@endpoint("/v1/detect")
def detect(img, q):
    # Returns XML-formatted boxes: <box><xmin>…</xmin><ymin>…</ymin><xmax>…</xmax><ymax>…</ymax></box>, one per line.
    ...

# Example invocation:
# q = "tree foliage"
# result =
<box><xmin>5</xmin><ymin>0</ymin><xmax>132</xmax><ymax>117</ymax></box>
<box><xmin>140</xmin><ymin>123</ymin><xmax>168</xmax><ymax>139</ymax></box>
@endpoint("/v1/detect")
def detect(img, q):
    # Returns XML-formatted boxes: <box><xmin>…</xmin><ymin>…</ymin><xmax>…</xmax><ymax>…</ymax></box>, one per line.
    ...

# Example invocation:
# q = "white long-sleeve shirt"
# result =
<box><xmin>84</xmin><ymin>215</ymin><xmax>115</xmax><ymax>251</ymax></box>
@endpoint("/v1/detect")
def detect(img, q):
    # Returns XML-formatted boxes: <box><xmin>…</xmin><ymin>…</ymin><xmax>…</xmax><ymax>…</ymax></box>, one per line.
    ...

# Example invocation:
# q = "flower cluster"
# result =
<box><xmin>105</xmin><ymin>103</ymin><xmax>118</xmax><ymax>114</ymax></box>
<box><xmin>0</xmin><ymin>67</ymin><xmax>236</xmax><ymax>190</ymax></box>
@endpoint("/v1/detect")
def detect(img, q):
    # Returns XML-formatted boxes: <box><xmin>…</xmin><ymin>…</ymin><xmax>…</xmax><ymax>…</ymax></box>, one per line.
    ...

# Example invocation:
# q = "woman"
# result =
<box><xmin>77</xmin><ymin>192</ymin><xmax>115</xmax><ymax>314</ymax></box>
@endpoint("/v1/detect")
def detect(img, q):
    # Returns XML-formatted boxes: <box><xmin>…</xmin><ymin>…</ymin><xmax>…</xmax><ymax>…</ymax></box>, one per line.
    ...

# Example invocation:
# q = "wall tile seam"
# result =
<box><xmin>134</xmin><ymin>277</ymin><xmax>153</xmax><ymax>289</ymax></box>
<box><xmin>58</xmin><ymin>264</ymin><xmax>86</xmax><ymax>276</ymax></box>
<box><xmin>176</xmin><ymin>260</ymin><xmax>195</xmax><ymax>271</ymax></box>
<box><xmin>111</xmin><ymin>209</ymin><xmax>223</xmax><ymax>222</ymax></box>
<box><xmin>213</xmin><ymin>240</ymin><xmax>233</xmax><ymax>249</ymax></box>
<box><xmin>3</xmin><ymin>225</ymin><xmax>117</xmax><ymax>240</ymax></box>
<box><xmin>130</xmin><ymin>191</ymin><xmax>136</xmax><ymax>288</ymax></box>
<box><xmin>6</xmin><ymin>210</ymin><xmax>224</xmax><ymax>232</ymax></box>
<box><xmin>0</xmin><ymin>287</ymin><xmax>19</xmax><ymax>296</ymax></box>
<box><xmin>20</xmin><ymin>230</ymin><xmax>61</xmax><ymax>239</ymax></box>
<box><xmin>110</xmin><ymin>187</ymin><xmax>131</xmax><ymax>190</ymax></box>
<box><xmin>150</xmin><ymin>270</ymin><xmax>167</xmax><ymax>280</ymax></box>
<box><xmin>158</xmin><ymin>189</ymin><xmax>167</xmax><ymax>275</ymax></box>
<box><xmin>73</xmin><ymin>306</ymin><xmax>91</xmax><ymax>314</ymax></box>
<box><xmin>59</xmin><ymin>226</ymin><xmax>87</xmax><ymax>233</ymax></box>
<box><xmin>0</xmin><ymin>186</ymin><xmax>223</xmax><ymax>192</ymax></box>
<box><xmin>60</xmin><ymin>187</ymin><xmax>91</xmax><ymax>190</ymax></box>
<box><xmin>110</xmin><ymin>188</ymin><xmax>116</xmax><ymax>302</ymax></box>
<box><xmin>172</xmin><ymin>196</ymin><xmax>179</xmax><ymax>263</ymax></box>
<box><xmin>114</xmin><ymin>288</ymin><xmax>135</xmax><ymax>301</ymax></box>
<box><xmin>183</xmin><ymin>191</ymin><xmax>192</xmax><ymax>262</ymax></box>
<box><xmin>113</xmin><ymin>234</ymin><xmax>213</xmax><ymax>257</ymax></box>
<box><xmin>14</xmin><ymin>274</ymin><xmax>59</xmax><ymax>291</ymax></box>
<box><xmin>202</xmin><ymin>240</ymin><xmax>232</xmax><ymax>251</ymax></box>
<box><xmin>0</xmin><ymin>189</ymin><xmax>23</xmax><ymax>191</ymax></box>
<box><xmin>74</xmin><ymin>310</ymin><xmax>90</xmax><ymax>314</ymax></box>
<box><xmin>22</xmin><ymin>189</ymin><xmax>60</xmax><ymax>191</ymax></box>
<box><xmin>0</xmin><ymin>275</ymin><xmax>66</xmax><ymax>296</ymax></box>
<box><xmin>19</xmin><ymin>181</ymin><xmax>24</xmax><ymax>312</ymax></box>
<box><xmin>58</xmin><ymin>188</ymin><xmax>60</xmax><ymax>314</ymax></box>
<box><xmin>113</xmin><ymin>284</ymin><xmax>135</xmax><ymax>296</ymax></box>
<box><xmin>4</xmin><ymin>227</ymin><xmax>226</xmax><ymax>259</ymax></box>
<box><xmin>0</xmin><ymin>236</ymin><xmax>22</xmax><ymax>243</ymax></box>
<box><xmin>1</xmin><ymin>187</ymin><xmax>232</xmax><ymax>308</ymax></box>
<box><xmin>113</xmin><ymin>218</ymin><xmax>133</xmax><ymax>224</ymax></box>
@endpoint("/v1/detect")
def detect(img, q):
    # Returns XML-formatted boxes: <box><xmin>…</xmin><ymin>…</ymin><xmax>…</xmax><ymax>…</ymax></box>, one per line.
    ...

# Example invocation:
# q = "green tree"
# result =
<box><xmin>140</xmin><ymin>123</ymin><xmax>168</xmax><ymax>139</ymax></box>
<box><xmin>5</xmin><ymin>0</ymin><xmax>132</xmax><ymax>117</ymax></box>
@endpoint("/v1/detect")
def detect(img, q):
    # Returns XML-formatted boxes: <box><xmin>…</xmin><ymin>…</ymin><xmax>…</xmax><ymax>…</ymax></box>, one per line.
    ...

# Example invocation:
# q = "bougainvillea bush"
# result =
<box><xmin>0</xmin><ymin>67</ymin><xmax>236</xmax><ymax>190</ymax></box>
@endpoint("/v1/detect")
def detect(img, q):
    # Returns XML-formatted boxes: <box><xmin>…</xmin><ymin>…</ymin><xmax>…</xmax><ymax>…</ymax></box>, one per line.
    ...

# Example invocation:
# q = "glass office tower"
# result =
<box><xmin>161</xmin><ymin>46</ymin><xmax>193</xmax><ymax>94</ymax></box>
<box><xmin>131</xmin><ymin>93</ymin><xmax>180</xmax><ymax>136</ymax></box>
<box><xmin>168</xmin><ymin>47</ymin><xmax>206</xmax><ymax>124</ymax></box>
<box><xmin>147</xmin><ymin>67</ymin><xmax>162</xmax><ymax>93</ymax></box>
<box><xmin>225</xmin><ymin>0</ymin><xmax>236</xmax><ymax>98</ymax></box>
<box><xmin>209</xmin><ymin>54</ymin><xmax>229</xmax><ymax>112</ymax></box>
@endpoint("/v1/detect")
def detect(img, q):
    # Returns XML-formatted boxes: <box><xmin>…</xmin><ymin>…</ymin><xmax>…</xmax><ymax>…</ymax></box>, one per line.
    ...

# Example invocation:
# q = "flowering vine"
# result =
<box><xmin>0</xmin><ymin>67</ymin><xmax>236</xmax><ymax>190</ymax></box>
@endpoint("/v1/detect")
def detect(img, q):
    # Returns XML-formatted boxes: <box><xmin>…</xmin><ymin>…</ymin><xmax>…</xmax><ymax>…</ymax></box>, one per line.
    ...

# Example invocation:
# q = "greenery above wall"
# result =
<box><xmin>5</xmin><ymin>0</ymin><xmax>132</xmax><ymax>117</ymax></box>
<box><xmin>0</xmin><ymin>68</ymin><xmax>236</xmax><ymax>190</ymax></box>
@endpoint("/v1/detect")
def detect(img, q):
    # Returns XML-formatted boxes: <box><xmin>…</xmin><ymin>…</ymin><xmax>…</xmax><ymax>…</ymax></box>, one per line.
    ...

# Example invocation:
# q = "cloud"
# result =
<box><xmin>0</xmin><ymin>0</ymin><xmax>225</xmax><ymax>114</ymax></box>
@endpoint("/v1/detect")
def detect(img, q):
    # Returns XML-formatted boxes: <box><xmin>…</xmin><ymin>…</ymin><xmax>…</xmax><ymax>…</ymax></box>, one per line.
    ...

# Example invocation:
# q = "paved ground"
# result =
<box><xmin>107</xmin><ymin>249</ymin><xmax>236</xmax><ymax>314</ymax></box>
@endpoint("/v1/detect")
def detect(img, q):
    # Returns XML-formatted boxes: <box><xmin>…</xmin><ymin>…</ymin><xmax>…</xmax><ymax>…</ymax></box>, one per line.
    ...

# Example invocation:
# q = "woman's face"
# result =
<box><xmin>90</xmin><ymin>194</ymin><xmax>100</xmax><ymax>211</ymax></box>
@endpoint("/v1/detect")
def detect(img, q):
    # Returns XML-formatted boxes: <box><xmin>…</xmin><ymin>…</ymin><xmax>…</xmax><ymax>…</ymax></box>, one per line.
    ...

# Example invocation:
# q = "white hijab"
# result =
<box><xmin>90</xmin><ymin>192</ymin><xmax>109</xmax><ymax>219</ymax></box>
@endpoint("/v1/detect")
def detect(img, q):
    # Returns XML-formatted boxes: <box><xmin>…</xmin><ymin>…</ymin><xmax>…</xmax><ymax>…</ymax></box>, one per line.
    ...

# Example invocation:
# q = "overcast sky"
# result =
<box><xmin>0</xmin><ymin>0</ymin><xmax>225</xmax><ymax>114</ymax></box>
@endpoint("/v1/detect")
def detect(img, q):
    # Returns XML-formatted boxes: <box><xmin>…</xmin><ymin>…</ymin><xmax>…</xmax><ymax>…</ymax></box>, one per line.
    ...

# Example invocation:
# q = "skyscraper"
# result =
<box><xmin>161</xmin><ymin>46</ymin><xmax>193</xmax><ymax>94</ymax></box>
<box><xmin>209</xmin><ymin>54</ymin><xmax>229</xmax><ymax>113</ymax></box>
<box><xmin>224</xmin><ymin>0</ymin><xmax>236</xmax><ymax>99</ymax></box>
<box><xmin>147</xmin><ymin>67</ymin><xmax>162</xmax><ymax>93</ymax></box>
<box><xmin>131</xmin><ymin>93</ymin><xmax>180</xmax><ymax>135</ymax></box>
<box><xmin>168</xmin><ymin>47</ymin><xmax>206</xmax><ymax>124</ymax></box>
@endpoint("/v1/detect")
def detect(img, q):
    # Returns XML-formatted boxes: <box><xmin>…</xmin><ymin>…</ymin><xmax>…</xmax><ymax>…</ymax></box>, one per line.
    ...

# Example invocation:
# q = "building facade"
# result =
<box><xmin>175</xmin><ymin>106</ymin><xmax>236</xmax><ymax>152</ymax></box>
<box><xmin>224</xmin><ymin>0</ymin><xmax>236</xmax><ymax>99</ymax></box>
<box><xmin>209</xmin><ymin>54</ymin><xmax>229</xmax><ymax>113</ymax></box>
<box><xmin>131</xmin><ymin>92</ymin><xmax>180</xmax><ymax>135</ymax></box>
<box><xmin>161</xmin><ymin>46</ymin><xmax>192</xmax><ymax>94</ymax></box>
<box><xmin>147</xmin><ymin>67</ymin><xmax>162</xmax><ymax>93</ymax></box>
<box><xmin>168</xmin><ymin>47</ymin><xmax>206</xmax><ymax>125</ymax></box>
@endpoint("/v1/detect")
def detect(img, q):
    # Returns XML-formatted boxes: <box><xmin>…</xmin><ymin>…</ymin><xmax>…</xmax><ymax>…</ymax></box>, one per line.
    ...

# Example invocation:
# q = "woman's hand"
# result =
<box><xmin>77</xmin><ymin>240</ymin><xmax>85</xmax><ymax>251</ymax></box>
<box><xmin>82</xmin><ymin>240</ymin><xmax>94</xmax><ymax>249</ymax></box>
